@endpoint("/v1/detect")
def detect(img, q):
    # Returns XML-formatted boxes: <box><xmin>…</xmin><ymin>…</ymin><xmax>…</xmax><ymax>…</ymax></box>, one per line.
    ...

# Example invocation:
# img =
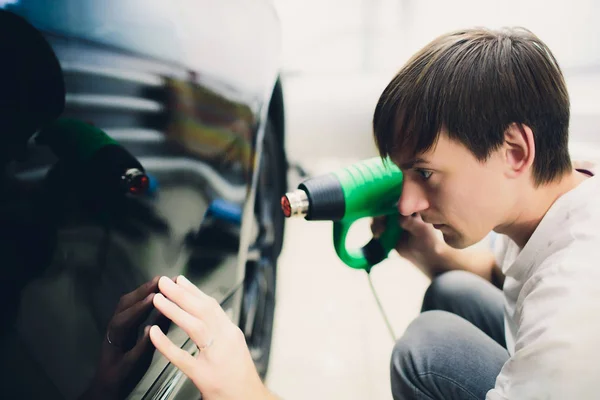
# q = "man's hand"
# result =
<box><xmin>149</xmin><ymin>276</ymin><xmax>276</xmax><ymax>400</ymax></box>
<box><xmin>371</xmin><ymin>213</ymin><xmax>448</xmax><ymax>278</ymax></box>
<box><xmin>371</xmin><ymin>213</ymin><xmax>499</xmax><ymax>283</ymax></box>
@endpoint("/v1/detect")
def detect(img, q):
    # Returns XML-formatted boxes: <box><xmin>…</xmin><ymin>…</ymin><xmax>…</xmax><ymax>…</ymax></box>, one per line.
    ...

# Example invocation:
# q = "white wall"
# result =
<box><xmin>273</xmin><ymin>0</ymin><xmax>600</xmax><ymax>75</ymax></box>
<box><xmin>273</xmin><ymin>0</ymin><xmax>600</xmax><ymax>161</ymax></box>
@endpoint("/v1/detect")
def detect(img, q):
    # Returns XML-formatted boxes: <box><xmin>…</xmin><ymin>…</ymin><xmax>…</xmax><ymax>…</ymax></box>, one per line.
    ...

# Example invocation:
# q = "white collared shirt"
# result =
<box><xmin>487</xmin><ymin>167</ymin><xmax>600</xmax><ymax>399</ymax></box>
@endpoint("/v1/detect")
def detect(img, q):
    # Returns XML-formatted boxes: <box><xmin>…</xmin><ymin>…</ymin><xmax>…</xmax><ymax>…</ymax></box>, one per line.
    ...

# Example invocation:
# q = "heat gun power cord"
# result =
<box><xmin>366</xmin><ymin>271</ymin><xmax>397</xmax><ymax>342</ymax></box>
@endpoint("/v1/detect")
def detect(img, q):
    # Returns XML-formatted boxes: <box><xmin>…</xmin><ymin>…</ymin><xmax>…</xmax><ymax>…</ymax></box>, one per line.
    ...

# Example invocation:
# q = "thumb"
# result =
<box><xmin>370</xmin><ymin>216</ymin><xmax>387</xmax><ymax>238</ymax></box>
<box><xmin>399</xmin><ymin>212</ymin><xmax>422</xmax><ymax>231</ymax></box>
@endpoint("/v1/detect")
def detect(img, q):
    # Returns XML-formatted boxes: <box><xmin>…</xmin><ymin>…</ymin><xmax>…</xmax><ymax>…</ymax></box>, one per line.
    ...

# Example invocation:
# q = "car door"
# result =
<box><xmin>0</xmin><ymin>1</ymin><xmax>281</xmax><ymax>399</ymax></box>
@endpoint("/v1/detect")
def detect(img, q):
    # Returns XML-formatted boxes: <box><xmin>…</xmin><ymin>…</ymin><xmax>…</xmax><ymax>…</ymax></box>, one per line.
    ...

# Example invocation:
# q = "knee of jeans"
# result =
<box><xmin>422</xmin><ymin>270</ymin><xmax>474</xmax><ymax>312</ymax></box>
<box><xmin>391</xmin><ymin>310</ymin><xmax>460</xmax><ymax>368</ymax></box>
<box><xmin>390</xmin><ymin>311</ymin><xmax>451</xmax><ymax>396</ymax></box>
<box><xmin>391</xmin><ymin>313</ymin><xmax>433</xmax><ymax>370</ymax></box>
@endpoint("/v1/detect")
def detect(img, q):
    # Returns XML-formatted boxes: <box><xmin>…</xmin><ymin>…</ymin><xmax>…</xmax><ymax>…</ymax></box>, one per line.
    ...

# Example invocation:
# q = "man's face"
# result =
<box><xmin>393</xmin><ymin>132</ymin><xmax>511</xmax><ymax>248</ymax></box>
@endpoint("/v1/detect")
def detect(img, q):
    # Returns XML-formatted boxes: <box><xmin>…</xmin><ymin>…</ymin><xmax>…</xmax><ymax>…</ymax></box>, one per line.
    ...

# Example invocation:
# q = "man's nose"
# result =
<box><xmin>398</xmin><ymin>179</ymin><xmax>429</xmax><ymax>216</ymax></box>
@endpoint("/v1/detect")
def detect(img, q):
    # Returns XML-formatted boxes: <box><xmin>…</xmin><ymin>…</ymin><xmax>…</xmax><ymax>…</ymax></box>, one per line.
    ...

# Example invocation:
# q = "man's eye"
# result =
<box><xmin>415</xmin><ymin>169</ymin><xmax>433</xmax><ymax>180</ymax></box>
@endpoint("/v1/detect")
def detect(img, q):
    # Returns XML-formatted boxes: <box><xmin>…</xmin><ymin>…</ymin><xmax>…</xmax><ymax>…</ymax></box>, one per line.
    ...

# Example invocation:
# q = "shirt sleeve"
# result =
<box><xmin>486</xmin><ymin>262</ymin><xmax>600</xmax><ymax>400</ymax></box>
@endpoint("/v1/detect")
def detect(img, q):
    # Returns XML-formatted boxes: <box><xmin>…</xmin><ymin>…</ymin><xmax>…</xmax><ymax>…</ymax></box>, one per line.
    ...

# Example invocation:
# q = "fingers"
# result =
<box><xmin>115</xmin><ymin>276</ymin><xmax>161</xmax><ymax>313</ymax></box>
<box><xmin>111</xmin><ymin>293</ymin><xmax>155</xmax><ymax>335</ymax></box>
<box><xmin>175</xmin><ymin>275</ymin><xmax>209</xmax><ymax>300</ymax></box>
<box><xmin>163</xmin><ymin>275</ymin><xmax>231</xmax><ymax>329</ymax></box>
<box><xmin>399</xmin><ymin>212</ymin><xmax>425</xmax><ymax>231</ymax></box>
<box><xmin>158</xmin><ymin>277</ymin><xmax>219</xmax><ymax>326</ymax></box>
<box><xmin>149</xmin><ymin>325</ymin><xmax>197</xmax><ymax>378</ymax></box>
<box><xmin>370</xmin><ymin>216</ymin><xmax>387</xmax><ymax>238</ymax></box>
<box><xmin>121</xmin><ymin>326</ymin><xmax>153</xmax><ymax>374</ymax></box>
<box><xmin>153</xmin><ymin>293</ymin><xmax>212</xmax><ymax>348</ymax></box>
<box><xmin>148</xmin><ymin>307</ymin><xmax>173</xmax><ymax>333</ymax></box>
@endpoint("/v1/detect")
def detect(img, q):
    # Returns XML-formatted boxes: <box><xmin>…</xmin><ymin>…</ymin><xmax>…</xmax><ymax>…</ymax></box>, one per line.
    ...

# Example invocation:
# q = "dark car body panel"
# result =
<box><xmin>0</xmin><ymin>1</ymin><xmax>282</xmax><ymax>398</ymax></box>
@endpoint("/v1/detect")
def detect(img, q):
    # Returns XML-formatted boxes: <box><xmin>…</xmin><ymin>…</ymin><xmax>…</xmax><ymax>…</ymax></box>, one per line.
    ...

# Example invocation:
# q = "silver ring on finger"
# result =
<box><xmin>106</xmin><ymin>330</ymin><xmax>119</xmax><ymax>348</ymax></box>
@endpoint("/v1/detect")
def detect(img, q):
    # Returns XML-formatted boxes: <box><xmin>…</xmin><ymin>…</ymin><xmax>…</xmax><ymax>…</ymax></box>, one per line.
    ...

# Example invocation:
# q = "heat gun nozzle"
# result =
<box><xmin>281</xmin><ymin>189</ymin><xmax>309</xmax><ymax>218</ymax></box>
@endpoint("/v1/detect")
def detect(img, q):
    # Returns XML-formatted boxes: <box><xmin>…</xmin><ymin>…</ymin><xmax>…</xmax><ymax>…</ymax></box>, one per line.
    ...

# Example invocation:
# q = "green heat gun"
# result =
<box><xmin>281</xmin><ymin>157</ymin><xmax>404</xmax><ymax>271</ymax></box>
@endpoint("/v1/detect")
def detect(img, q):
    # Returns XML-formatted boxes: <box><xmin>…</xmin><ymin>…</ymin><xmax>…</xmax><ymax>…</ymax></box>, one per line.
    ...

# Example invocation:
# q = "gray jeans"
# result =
<box><xmin>390</xmin><ymin>270</ymin><xmax>510</xmax><ymax>400</ymax></box>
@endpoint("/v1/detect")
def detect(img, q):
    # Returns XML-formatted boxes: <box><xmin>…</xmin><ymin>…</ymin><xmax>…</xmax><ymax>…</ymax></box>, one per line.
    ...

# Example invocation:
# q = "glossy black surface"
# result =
<box><xmin>0</xmin><ymin>1</ymin><xmax>284</xmax><ymax>399</ymax></box>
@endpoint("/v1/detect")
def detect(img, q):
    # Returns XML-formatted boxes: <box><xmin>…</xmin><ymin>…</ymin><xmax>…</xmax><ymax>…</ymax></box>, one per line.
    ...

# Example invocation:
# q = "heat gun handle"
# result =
<box><xmin>333</xmin><ymin>213</ymin><xmax>402</xmax><ymax>271</ymax></box>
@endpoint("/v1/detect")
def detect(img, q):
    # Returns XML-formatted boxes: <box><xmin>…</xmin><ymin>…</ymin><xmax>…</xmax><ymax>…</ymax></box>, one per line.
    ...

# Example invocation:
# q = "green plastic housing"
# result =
<box><xmin>36</xmin><ymin>118</ymin><xmax>119</xmax><ymax>162</ymax></box>
<box><xmin>332</xmin><ymin>157</ymin><xmax>404</xmax><ymax>270</ymax></box>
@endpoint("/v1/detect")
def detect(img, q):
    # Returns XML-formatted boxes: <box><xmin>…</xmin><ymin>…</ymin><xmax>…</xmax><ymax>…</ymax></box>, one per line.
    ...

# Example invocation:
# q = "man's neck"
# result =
<box><xmin>498</xmin><ymin>169</ymin><xmax>590</xmax><ymax>248</ymax></box>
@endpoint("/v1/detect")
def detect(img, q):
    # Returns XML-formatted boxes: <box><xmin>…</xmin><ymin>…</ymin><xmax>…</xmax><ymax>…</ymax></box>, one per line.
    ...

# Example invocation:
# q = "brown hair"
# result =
<box><xmin>373</xmin><ymin>27</ymin><xmax>571</xmax><ymax>185</ymax></box>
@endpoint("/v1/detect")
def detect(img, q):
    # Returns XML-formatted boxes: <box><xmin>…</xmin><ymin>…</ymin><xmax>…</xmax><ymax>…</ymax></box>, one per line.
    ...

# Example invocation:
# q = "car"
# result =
<box><xmin>0</xmin><ymin>1</ymin><xmax>287</xmax><ymax>399</ymax></box>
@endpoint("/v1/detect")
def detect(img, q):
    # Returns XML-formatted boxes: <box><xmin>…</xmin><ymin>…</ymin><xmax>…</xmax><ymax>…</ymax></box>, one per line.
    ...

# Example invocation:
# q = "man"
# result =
<box><xmin>373</xmin><ymin>26</ymin><xmax>600</xmax><ymax>399</ymax></box>
<box><xmin>147</xmin><ymin>27</ymin><xmax>600</xmax><ymax>399</ymax></box>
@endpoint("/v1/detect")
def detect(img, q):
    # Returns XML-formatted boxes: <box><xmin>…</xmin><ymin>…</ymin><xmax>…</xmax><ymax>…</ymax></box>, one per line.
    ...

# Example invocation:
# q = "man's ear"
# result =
<box><xmin>503</xmin><ymin>123</ymin><xmax>535</xmax><ymax>179</ymax></box>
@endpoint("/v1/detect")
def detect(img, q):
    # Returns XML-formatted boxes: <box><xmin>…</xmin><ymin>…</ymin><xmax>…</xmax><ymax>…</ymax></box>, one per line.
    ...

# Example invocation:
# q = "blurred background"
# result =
<box><xmin>265</xmin><ymin>1</ymin><xmax>600</xmax><ymax>399</ymax></box>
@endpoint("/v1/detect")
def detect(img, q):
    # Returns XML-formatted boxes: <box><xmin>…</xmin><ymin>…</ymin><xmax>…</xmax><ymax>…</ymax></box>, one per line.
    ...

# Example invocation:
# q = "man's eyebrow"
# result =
<box><xmin>400</xmin><ymin>158</ymin><xmax>429</xmax><ymax>169</ymax></box>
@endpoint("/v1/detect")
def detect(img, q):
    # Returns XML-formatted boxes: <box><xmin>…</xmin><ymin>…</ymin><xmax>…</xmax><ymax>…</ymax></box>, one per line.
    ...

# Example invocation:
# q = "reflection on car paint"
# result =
<box><xmin>164</xmin><ymin>77</ymin><xmax>256</xmax><ymax>178</ymax></box>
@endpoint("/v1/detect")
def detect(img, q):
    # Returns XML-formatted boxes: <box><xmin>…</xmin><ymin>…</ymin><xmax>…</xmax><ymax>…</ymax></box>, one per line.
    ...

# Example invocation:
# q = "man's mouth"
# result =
<box><xmin>422</xmin><ymin>216</ymin><xmax>447</xmax><ymax>229</ymax></box>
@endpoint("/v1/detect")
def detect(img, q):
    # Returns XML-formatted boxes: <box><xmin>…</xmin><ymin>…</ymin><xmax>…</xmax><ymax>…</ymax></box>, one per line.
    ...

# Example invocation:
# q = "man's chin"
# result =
<box><xmin>444</xmin><ymin>231</ymin><xmax>486</xmax><ymax>249</ymax></box>
<box><xmin>442</xmin><ymin>232</ymin><xmax>468</xmax><ymax>249</ymax></box>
